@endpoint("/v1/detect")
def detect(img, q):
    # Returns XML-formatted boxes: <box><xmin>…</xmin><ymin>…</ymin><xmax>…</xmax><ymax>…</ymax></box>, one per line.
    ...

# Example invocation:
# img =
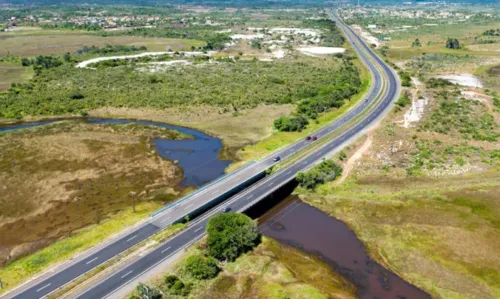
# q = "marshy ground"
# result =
<box><xmin>0</xmin><ymin>121</ymin><xmax>188</xmax><ymax>265</ymax></box>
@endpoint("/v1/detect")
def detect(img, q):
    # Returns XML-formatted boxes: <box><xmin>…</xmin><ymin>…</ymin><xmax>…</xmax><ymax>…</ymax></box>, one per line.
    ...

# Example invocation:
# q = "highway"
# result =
<box><xmin>4</xmin><ymin>12</ymin><xmax>398</xmax><ymax>299</ymax></box>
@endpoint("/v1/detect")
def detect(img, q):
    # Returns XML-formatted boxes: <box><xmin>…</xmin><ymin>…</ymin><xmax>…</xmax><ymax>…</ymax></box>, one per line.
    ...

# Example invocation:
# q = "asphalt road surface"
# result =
<box><xmin>5</xmin><ymin>12</ymin><xmax>398</xmax><ymax>299</ymax></box>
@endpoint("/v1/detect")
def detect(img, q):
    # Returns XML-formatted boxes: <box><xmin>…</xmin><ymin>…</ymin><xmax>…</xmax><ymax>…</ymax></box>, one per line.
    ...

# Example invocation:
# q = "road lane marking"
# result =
<box><xmin>286</xmin><ymin>170</ymin><xmax>292</xmax><ymax>175</ymax></box>
<box><xmin>268</xmin><ymin>182</ymin><xmax>274</xmax><ymax>187</ymax></box>
<box><xmin>126</xmin><ymin>235</ymin><xmax>137</xmax><ymax>242</ymax></box>
<box><xmin>36</xmin><ymin>283</ymin><xmax>51</xmax><ymax>292</ymax></box>
<box><xmin>161</xmin><ymin>246</ymin><xmax>172</xmax><ymax>254</ymax></box>
<box><xmin>85</xmin><ymin>257</ymin><xmax>99</xmax><ymax>265</ymax></box>
<box><xmin>248</xmin><ymin>194</ymin><xmax>254</xmax><ymax>199</ymax></box>
<box><xmin>184</xmin><ymin>203</ymin><xmax>194</xmax><ymax>210</ymax></box>
<box><xmin>194</xmin><ymin>227</ymin><xmax>204</xmax><ymax>233</ymax></box>
<box><xmin>121</xmin><ymin>270</ymin><xmax>133</xmax><ymax>279</ymax></box>
<box><xmin>160</xmin><ymin>217</ymin><xmax>171</xmax><ymax>223</ymax></box>
<box><xmin>211</xmin><ymin>189</ymin><xmax>220</xmax><ymax>195</ymax></box>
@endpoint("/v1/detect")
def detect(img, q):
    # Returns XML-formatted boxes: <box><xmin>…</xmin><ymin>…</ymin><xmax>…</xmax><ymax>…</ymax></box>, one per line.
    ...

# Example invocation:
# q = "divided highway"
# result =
<box><xmin>4</xmin><ymin>12</ymin><xmax>398</xmax><ymax>299</ymax></box>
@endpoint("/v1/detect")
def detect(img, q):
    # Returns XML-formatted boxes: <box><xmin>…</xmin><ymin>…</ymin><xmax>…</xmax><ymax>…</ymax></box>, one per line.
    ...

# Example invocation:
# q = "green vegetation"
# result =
<box><xmin>0</xmin><ymin>57</ymin><xmax>342</xmax><ymax>119</ymax></box>
<box><xmin>398</xmin><ymin>70</ymin><xmax>412</xmax><ymax>87</ymax></box>
<box><xmin>419</xmin><ymin>91</ymin><xmax>499</xmax><ymax>142</ymax></box>
<box><xmin>483</xmin><ymin>29</ymin><xmax>500</xmax><ymax>36</ymax></box>
<box><xmin>206</xmin><ymin>213</ymin><xmax>260</xmax><ymax>262</ymax></box>
<box><xmin>445</xmin><ymin>38</ymin><xmax>462</xmax><ymax>49</ymax></box>
<box><xmin>135</xmin><ymin>283</ymin><xmax>162</xmax><ymax>299</ymax></box>
<box><xmin>273</xmin><ymin>60</ymin><xmax>361</xmax><ymax>132</ymax></box>
<box><xmin>426</xmin><ymin>77</ymin><xmax>453</xmax><ymax>88</ymax></box>
<box><xmin>183</xmin><ymin>255</ymin><xmax>220</xmax><ymax>280</ymax></box>
<box><xmin>303</xmin><ymin>19</ymin><xmax>345</xmax><ymax>47</ymax></box>
<box><xmin>296</xmin><ymin>160</ymin><xmax>342</xmax><ymax>190</ymax></box>
<box><xmin>395</xmin><ymin>94</ymin><xmax>410</xmax><ymax>107</ymax></box>
<box><xmin>76</xmin><ymin>44</ymin><xmax>147</xmax><ymax>55</ymax></box>
<box><xmin>0</xmin><ymin>62</ymin><xmax>34</xmax><ymax>91</ymax></box>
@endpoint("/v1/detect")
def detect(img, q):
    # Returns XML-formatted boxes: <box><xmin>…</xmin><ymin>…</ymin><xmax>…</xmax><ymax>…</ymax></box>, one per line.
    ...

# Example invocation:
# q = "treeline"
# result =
<box><xmin>76</xmin><ymin>45</ymin><xmax>147</xmax><ymax>55</ymax></box>
<box><xmin>274</xmin><ymin>60</ymin><xmax>361</xmax><ymax>132</ymax></box>
<box><xmin>303</xmin><ymin>19</ymin><xmax>345</xmax><ymax>47</ymax></box>
<box><xmin>20</xmin><ymin>55</ymin><xmax>63</xmax><ymax>71</ymax></box>
<box><xmin>483</xmin><ymin>29</ymin><xmax>500</xmax><ymax>36</ymax></box>
<box><xmin>99</xmin><ymin>27</ymin><xmax>231</xmax><ymax>50</ymax></box>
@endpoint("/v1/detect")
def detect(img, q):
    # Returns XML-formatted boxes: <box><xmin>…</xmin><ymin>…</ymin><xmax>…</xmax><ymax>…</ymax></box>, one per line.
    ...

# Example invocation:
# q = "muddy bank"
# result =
<box><xmin>259</xmin><ymin>196</ymin><xmax>430</xmax><ymax>299</ymax></box>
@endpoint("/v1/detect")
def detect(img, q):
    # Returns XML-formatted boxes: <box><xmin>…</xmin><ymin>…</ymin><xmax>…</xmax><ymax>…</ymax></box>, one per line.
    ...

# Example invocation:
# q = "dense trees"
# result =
<box><xmin>274</xmin><ymin>60</ymin><xmax>361</xmax><ymax>132</ymax></box>
<box><xmin>398</xmin><ymin>70</ymin><xmax>412</xmax><ymax>87</ymax></box>
<box><xmin>0</xmin><ymin>58</ymin><xmax>342</xmax><ymax>119</ymax></box>
<box><xmin>206</xmin><ymin>213</ymin><xmax>260</xmax><ymax>262</ymax></box>
<box><xmin>76</xmin><ymin>45</ymin><xmax>147</xmax><ymax>55</ymax></box>
<box><xmin>446</xmin><ymin>38</ymin><xmax>461</xmax><ymax>49</ymax></box>
<box><xmin>426</xmin><ymin>78</ymin><xmax>453</xmax><ymax>88</ymax></box>
<box><xmin>296</xmin><ymin>160</ymin><xmax>342</xmax><ymax>189</ymax></box>
<box><xmin>303</xmin><ymin>19</ymin><xmax>345</xmax><ymax>47</ymax></box>
<box><xmin>483</xmin><ymin>29</ymin><xmax>500</xmax><ymax>36</ymax></box>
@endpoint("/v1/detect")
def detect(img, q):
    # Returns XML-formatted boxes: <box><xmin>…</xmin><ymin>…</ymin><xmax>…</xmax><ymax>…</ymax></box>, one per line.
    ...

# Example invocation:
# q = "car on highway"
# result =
<box><xmin>223</xmin><ymin>206</ymin><xmax>231</xmax><ymax>213</ymax></box>
<box><xmin>311</xmin><ymin>136</ymin><xmax>318</xmax><ymax>141</ymax></box>
<box><xmin>273</xmin><ymin>156</ymin><xmax>281</xmax><ymax>162</ymax></box>
<box><xmin>305</xmin><ymin>135</ymin><xmax>311</xmax><ymax>140</ymax></box>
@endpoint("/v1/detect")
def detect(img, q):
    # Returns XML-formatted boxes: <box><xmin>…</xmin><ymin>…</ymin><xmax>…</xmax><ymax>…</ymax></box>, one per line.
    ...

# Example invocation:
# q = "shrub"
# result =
<box><xmin>427</xmin><ymin>78</ymin><xmax>452</xmax><ymax>88</ymax></box>
<box><xmin>395</xmin><ymin>95</ymin><xmax>411</xmax><ymax>107</ymax></box>
<box><xmin>398</xmin><ymin>71</ymin><xmax>412</xmax><ymax>87</ymax></box>
<box><xmin>184</xmin><ymin>255</ymin><xmax>220</xmax><ymax>280</ymax></box>
<box><xmin>206</xmin><ymin>213</ymin><xmax>260</xmax><ymax>262</ymax></box>
<box><xmin>164</xmin><ymin>274</ymin><xmax>180</xmax><ymax>288</ymax></box>
<box><xmin>446</xmin><ymin>38</ymin><xmax>461</xmax><ymax>49</ymax></box>
<box><xmin>136</xmin><ymin>283</ymin><xmax>162</xmax><ymax>299</ymax></box>
<box><xmin>274</xmin><ymin>115</ymin><xmax>309</xmax><ymax>132</ymax></box>
<box><xmin>296</xmin><ymin>160</ymin><xmax>342</xmax><ymax>189</ymax></box>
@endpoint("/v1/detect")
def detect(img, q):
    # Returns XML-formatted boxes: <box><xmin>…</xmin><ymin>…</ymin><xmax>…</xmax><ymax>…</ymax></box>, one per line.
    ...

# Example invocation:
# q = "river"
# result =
<box><xmin>259</xmin><ymin>196</ymin><xmax>431</xmax><ymax>299</ymax></box>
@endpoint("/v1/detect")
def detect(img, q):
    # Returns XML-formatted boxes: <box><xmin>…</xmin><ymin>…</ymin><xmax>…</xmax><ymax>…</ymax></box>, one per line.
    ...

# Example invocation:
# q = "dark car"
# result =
<box><xmin>223</xmin><ymin>206</ymin><xmax>231</xmax><ymax>213</ymax></box>
<box><xmin>311</xmin><ymin>136</ymin><xmax>318</xmax><ymax>141</ymax></box>
<box><xmin>306</xmin><ymin>136</ymin><xmax>311</xmax><ymax>140</ymax></box>
<box><xmin>273</xmin><ymin>156</ymin><xmax>281</xmax><ymax>162</ymax></box>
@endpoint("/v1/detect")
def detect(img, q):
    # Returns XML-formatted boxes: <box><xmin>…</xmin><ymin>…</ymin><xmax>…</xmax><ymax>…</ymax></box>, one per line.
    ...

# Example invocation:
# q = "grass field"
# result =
<box><xmin>0</xmin><ymin>30</ymin><xmax>205</xmax><ymax>56</ymax></box>
<box><xmin>0</xmin><ymin>62</ymin><xmax>33</xmax><ymax>91</ymax></box>
<box><xmin>129</xmin><ymin>237</ymin><xmax>356</xmax><ymax>299</ymax></box>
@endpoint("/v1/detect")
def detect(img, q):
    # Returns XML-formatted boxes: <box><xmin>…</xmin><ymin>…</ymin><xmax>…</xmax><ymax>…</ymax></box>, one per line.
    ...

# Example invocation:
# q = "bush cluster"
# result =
<box><xmin>296</xmin><ymin>160</ymin><xmax>342</xmax><ymax>189</ymax></box>
<box><xmin>183</xmin><ymin>255</ymin><xmax>220</xmax><ymax>280</ymax></box>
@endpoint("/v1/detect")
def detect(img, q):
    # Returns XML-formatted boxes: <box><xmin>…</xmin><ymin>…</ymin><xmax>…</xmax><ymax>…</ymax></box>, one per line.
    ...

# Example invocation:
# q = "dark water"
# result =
<box><xmin>259</xmin><ymin>196</ymin><xmax>431</xmax><ymax>299</ymax></box>
<box><xmin>0</xmin><ymin>118</ymin><xmax>231</xmax><ymax>187</ymax></box>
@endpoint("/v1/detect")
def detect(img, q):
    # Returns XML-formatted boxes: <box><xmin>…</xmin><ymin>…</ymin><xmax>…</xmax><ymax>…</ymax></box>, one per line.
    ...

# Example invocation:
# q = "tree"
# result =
<box><xmin>412</xmin><ymin>38</ymin><xmax>421</xmax><ymax>48</ymax></box>
<box><xmin>164</xmin><ymin>275</ymin><xmax>180</xmax><ymax>289</ymax></box>
<box><xmin>184</xmin><ymin>255</ymin><xmax>220</xmax><ymax>280</ymax></box>
<box><xmin>296</xmin><ymin>160</ymin><xmax>342</xmax><ymax>189</ymax></box>
<box><xmin>446</xmin><ymin>38</ymin><xmax>461</xmax><ymax>49</ymax></box>
<box><xmin>206</xmin><ymin>213</ymin><xmax>260</xmax><ymax>262</ymax></box>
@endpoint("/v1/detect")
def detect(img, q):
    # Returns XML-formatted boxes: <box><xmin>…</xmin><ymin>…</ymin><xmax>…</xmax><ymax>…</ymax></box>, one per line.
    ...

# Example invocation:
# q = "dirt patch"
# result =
<box><xmin>487</xmin><ymin>64</ymin><xmax>500</xmax><ymax>76</ymax></box>
<box><xmin>0</xmin><ymin>121</ymin><xmax>186</xmax><ymax>265</ymax></box>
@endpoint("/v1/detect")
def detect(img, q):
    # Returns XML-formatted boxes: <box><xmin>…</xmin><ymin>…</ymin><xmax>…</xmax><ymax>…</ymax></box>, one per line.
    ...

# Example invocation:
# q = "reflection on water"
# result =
<box><xmin>0</xmin><ymin>118</ymin><xmax>232</xmax><ymax>187</ymax></box>
<box><xmin>259</xmin><ymin>196</ymin><xmax>430</xmax><ymax>299</ymax></box>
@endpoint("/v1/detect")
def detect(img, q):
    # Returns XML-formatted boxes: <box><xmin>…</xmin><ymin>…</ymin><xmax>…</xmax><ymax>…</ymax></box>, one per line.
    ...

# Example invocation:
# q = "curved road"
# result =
<box><xmin>5</xmin><ymin>12</ymin><xmax>399</xmax><ymax>299</ymax></box>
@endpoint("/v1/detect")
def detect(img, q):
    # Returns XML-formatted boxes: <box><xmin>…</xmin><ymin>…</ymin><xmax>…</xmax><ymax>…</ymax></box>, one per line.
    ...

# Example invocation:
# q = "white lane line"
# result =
<box><xmin>194</xmin><ymin>226</ymin><xmax>204</xmax><ymax>233</ymax></box>
<box><xmin>268</xmin><ymin>182</ymin><xmax>274</xmax><ymax>187</ymax></box>
<box><xmin>126</xmin><ymin>235</ymin><xmax>137</xmax><ymax>242</ymax></box>
<box><xmin>211</xmin><ymin>189</ymin><xmax>220</xmax><ymax>195</ymax></box>
<box><xmin>248</xmin><ymin>194</ymin><xmax>254</xmax><ymax>199</ymax></box>
<box><xmin>36</xmin><ymin>283</ymin><xmax>51</xmax><ymax>293</ymax></box>
<box><xmin>160</xmin><ymin>217</ymin><xmax>171</xmax><ymax>223</ymax></box>
<box><xmin>235</xmin><ymin>177</ymin><xmax>241</xmax><ymax>182</ymax></box>
<box><xmin>184</xmin><ymin>203</ymin><xmax>194</xmax><ymax>210</ymax></box>
<box><xmin>85</xmin><ymin>257</ymin><xmax>99</xmax><ymax>265</ymax></box>
<box><xmin>161</xmin><ymin>246</ymin><xmax>172</xmax><ymax>254</ymax></box>
<box><xmin>121</xmin><ymin>270</ymin><xmax>133</xmax><ymax>279</ymax></box>
<box><xmin>286</xmin><ymin>170</ymin><xmax>292</xmax><ymax>175</ymax></box>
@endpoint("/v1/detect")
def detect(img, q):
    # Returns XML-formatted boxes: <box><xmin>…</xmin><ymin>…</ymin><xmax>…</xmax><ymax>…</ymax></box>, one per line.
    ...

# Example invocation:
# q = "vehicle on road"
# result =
<box><xmin>311</xmin><ymin>136</ymin><xmax>318</xmax><ymax>141</ymax></box>
<box><xmin>306</xmin><ymin>136</ymin><xmax>311</xmax><ymax>140</ymax></box>
<box><xmin>223</xmin><ymin>206</ymin><xmax>231</xmax><ymax>213</ymax></box>
<box><xmin>273</xmin><ymin>156</ymin><xmax>281</xmax><ymax>162</ymax></box>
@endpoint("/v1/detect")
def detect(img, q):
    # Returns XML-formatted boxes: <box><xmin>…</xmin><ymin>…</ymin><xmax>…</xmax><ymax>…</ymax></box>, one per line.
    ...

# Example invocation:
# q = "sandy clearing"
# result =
<box><xmin>230</xmin><ymin>34</ymin><xmax>265</xmax><ymax>40</ymax></box>
<box><xmin>76</xmin><ymin>51</ymin><xmax>213</xmax><ymax>69</ymax></box>
<box><xmin>436</xmin><ymin>74</ymin><xmax>483</xmax><ymax>88</ymax></box>
<box><xmin>351</xmin><ymin>25</ymin><xmax>380</xmax><ymax>48</ymax></box>
<box><xmin>298</xmin><ymin>47</ymin><xmax>345</xmax><ymax>55</ymax></box>
<box><xmin>337</xmin><ymin>135</ymin><xmax>373</xmax><ymax>184</ymax></box>
<box><xmin>269</xmin><ymin>27</ymin><xmax>321</xmax><ymax>37</ymax></box>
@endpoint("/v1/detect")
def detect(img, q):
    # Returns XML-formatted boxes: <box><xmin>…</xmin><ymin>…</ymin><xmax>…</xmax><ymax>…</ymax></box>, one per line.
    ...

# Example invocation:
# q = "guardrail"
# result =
<box><xmin>150</xmin><ymin>160</ymin><xmax>257</xmax><ymax>217</ymax></box>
